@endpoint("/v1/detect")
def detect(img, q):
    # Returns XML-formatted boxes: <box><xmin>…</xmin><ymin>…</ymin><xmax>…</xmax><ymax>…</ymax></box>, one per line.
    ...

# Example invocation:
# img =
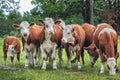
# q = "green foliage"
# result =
<box><xmin>0</xmin><ymin>0</ymin><xmax>120</xmax><ymax>37</ymax></box>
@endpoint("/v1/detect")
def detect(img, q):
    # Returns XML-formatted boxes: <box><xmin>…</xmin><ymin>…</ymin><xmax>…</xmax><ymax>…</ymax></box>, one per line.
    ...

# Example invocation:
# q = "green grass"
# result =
<box><xmin>0</xmin><ymin>37</ymin><xmax>120</xmax><ymax>80</ymax></box>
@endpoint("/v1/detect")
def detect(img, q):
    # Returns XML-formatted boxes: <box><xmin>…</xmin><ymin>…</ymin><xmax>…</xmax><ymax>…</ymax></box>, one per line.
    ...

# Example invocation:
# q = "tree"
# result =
<box><xmin>0</xmin><ymin>0</ymin><xmax>20</xmax><ymax>13</ymax></box>
<box><xmin>90</xmin><ymin>0</ymin><xmax>94</xmax><ymax>25</ymax></box>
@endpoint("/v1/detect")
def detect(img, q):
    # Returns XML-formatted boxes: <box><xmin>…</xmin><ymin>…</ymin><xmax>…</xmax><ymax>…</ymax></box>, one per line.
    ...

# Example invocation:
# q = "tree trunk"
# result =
<box><xmin>90</xmin><ymin>0</ymin><xmax>94</xmax><ymax>25</ymax></box>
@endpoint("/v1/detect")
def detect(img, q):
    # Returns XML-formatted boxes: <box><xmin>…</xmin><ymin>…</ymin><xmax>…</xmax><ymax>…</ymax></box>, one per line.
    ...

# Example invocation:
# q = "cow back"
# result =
<box><xmin>72</xmin><ymin>24</ymin><xmax>85</xmax><ymax>47</ymax></box>
<box><xmin>51</xmin><ymin>24</ymin><xmax>63</xmax><ymax>47</ymax></box>
<box><xmin>3</xmin><ymin>36</ymin><xmax>20</xmax><ymax>52</ymax></box>
<box><xmin>82</xmin><ymin>23</ymin><xmax>96</xmax><ymax>47</ymax></box>
<box><xmin>93</xmin><ymin>23</ymin><xmax>114</xmax><ymax>47</ymax></box>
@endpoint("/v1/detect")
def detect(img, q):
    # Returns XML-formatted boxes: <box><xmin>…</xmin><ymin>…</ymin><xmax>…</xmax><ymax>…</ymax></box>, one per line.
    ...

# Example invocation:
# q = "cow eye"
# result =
<box><xmin>67</xmin><ymin>32</ymin><xmax>70</xmax><ymax>35</ymax></box>
<box><xmin>45</xmin><ymin>25</ymin><xmax>48</xmax><ymax>28</ymax></box>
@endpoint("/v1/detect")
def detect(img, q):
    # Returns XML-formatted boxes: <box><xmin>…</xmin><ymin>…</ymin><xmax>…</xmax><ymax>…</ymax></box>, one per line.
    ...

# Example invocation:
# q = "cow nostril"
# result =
<box><xmin>62</xmin><ymin>39</ymin><xmax>65</xmax><ymax>43</ymax></box>
<box><xmin>24</xmin><ymin>33</ymin><xmax>27</xmax><ymax>37</ymax></box>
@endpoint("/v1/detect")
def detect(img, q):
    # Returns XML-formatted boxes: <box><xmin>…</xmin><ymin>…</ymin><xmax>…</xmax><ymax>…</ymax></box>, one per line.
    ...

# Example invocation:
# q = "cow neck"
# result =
<box><xmin>69</xmin><ymin>39</ymin><xmax>78</xmax><ymax>47</ymax></box>
<box><xmin>22</xmin><ymin>35</ymin><xmax>30</xmax><ymax>45</ymax></box>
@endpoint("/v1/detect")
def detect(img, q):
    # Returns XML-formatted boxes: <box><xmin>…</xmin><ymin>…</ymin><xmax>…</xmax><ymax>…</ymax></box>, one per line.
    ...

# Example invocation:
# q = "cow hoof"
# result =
<box><xmin>100</xmin><ymin>71</ymin><xmax>104</xmax><ymax>74</ymax></box>
<box><xmin>67</xmin><ymin>65</ymin><xmax>71</xmax><ymax>69</ymax></box>
<box><xmin>41</xmin><ymin>66</ymin><xmax>46</xmax><ymax>70</ymax></box>
<box><xmin>24</xmin><ymin>65</ymin><xmax>29</xmax><ymax>69</ymax></box>
<box><xmin>78</xmin><ymin>66</ymin><xmax>81</xmax><ymax>70</ymax></box>
<box><xmin>53</xmin><ymin>66</ymin><xmax>57</xmax><ymax>70</ymax></box>
<box><xmin>34</xmin><ymin>65</ymin><xmax>38</xmax><ymax>68</ymax></box>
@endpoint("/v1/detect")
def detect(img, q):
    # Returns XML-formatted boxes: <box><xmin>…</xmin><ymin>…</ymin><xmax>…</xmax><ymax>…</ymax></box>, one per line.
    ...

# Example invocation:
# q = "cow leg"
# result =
<box><xmin>89</xmin><ymin>55</ymin><xmax>94</xmax><ymax>67</ymax></box>
<box><xmin>65</xmin><ymin>46</ymin><xmax>72</xmax><ymax>69</ymax></box>
<box><xmin>92</xmin><ymin>54</ymin><xmax>99</xmax><ymax>67</ymax></box>
<box><xmin>81</xmin><ymin>47</ymin><xmax>85</xmax><ymax>65</ymax></box>
<box><xmin>10</xmin><ymin>56</ymin><xmax>14</xmax><ymax>65</ymax></box>
<box><xmin>33</xmin><ymin>48</ymin><xmax>37</xmax><ymax>67</ymax></box>
<box><xmin>100</xmin><ymin>63</ymin><xmax>105</xmax><ymax>74</ymax></box>
<box><xmin>37</xmin><ymin>48</ymin><xmax>41</xmax><ymax>66</ymax></box>
<box><xmin>58</xmin><ymin>47</ymin><xmax>63</xmax><ymax>68</ymax></box>
<box><xmin>29</xmin><ymin>52</ymin><xmax>34</xmax><ymax>65</ymax></box>
<box><xmin>4</xmin><ymin>50</ymin><xmax>7</xmax><ymax>65</ymax></box>
<box><xmin>51</xmin><ymin>44</ymin><xmax>57</xmax><ymax>70</ymax></box>
<box><xmin>41</xmin><ymin>45</ymin><xmax>47</xmax><ymax>70</ymax></box>
<box><xmin>17</xmin><ymin>52</ymin><xmax>20</xmax><ymax>64</ymax></box>
<box><xmin>25</xmin><ymin>49</ymin><xmax>30</xmax><ymax>68</ymax></box>
<box><xmin>10</xmin><ymin>52</ymin><xmax>14</xmax><ymax>64</ymax></box>
<box><xmin>77</xmin><ymin>51</ymin><xmax>81</xmax><ymax>70</ymax></box>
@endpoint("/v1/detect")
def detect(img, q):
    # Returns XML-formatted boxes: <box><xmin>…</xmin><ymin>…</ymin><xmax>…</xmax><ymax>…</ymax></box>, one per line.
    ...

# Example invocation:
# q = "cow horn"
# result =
<box><xmin>103</xmin><ymin>53</ymin><xmax>107</xmax><ymax>60</ymax></box>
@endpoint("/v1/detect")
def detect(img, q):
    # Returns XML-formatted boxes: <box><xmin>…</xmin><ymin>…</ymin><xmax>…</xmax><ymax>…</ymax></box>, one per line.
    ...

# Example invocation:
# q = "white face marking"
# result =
<box><xmin>107</xmin><ymin>57</ymin><xmax>116</xmax><ymax>75</ymax></box>
<box><xmin>98</xmin><ymin>28</ymin><xmax>117</xmax><ymax>39</ymax></box>
<box><xmin>19</xmin><ymin>21</ymin><xmax>30</xmax><ymax>41</ymax></box>
<box><xmin>8</xmin><ymin>45</ymin><xmax>15</xmax><ymax>57</ymax></box>
<box><xmin>62</xmin><ymin>25</ymin><xmax>75</xmax><ymax>44</ymax></box>
<box><xmin>44</xmin><ymin>18</ymin><xmax>54</xmax><ymax>37</ymax></box>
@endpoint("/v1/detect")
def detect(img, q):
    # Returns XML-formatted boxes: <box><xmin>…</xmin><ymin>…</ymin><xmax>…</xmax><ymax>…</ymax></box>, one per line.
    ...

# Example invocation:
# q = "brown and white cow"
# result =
<box><xmin>3</xmin><ymin>36</ymin><xmax>21</xmax><ymax>65</ymax></box>
<box><xmin>13</xmin><ymin>21</ymin><xmax>44</xmax><ymax>68</ymax></box>
<box><xmin>61</xmin><ymin>24</ymin><xmax>85</xmax><ymax>70</ymax></box>
<box><xmin>38</xmin><ymin>18</ymin><xmax>63</xmax><ymax>70</ymax></box>
<box><xmin>87</xmin><ymin>23</ymin><xmax>119</xmax><ymax>75</ymax></box>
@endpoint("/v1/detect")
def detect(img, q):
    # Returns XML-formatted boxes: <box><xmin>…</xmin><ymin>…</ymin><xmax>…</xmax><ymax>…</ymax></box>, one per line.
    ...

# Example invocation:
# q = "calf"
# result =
<box><xmin>3</xmin><ymin>36</ymin><xmax>21</xmax><ymax>65</ymax></box>
<box><xmin>13</xmin><ymin>21</ymin><xmax>44</xmax><ymax>68</ymax></box>
<box><xmin>38</xmin><ymin>18</ymin><xmax>63</xmax><ymax>69</ymax></box>
<box><xmin>61</xmin><ymin>24</ymin><xmax>85</xmax><ymax>70</ymax></box>
<box><xmin>88</xmin><ymin>23</ymin><xmax>119</xmax><ymax>75</ymax></box>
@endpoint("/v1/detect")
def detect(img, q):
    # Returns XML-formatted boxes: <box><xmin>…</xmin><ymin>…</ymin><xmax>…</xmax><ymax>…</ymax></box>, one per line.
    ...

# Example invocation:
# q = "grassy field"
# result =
<box><xmin>0</xmin><ymin>37</ymin><xmax>120</xmax><ymax>80</ymax></box>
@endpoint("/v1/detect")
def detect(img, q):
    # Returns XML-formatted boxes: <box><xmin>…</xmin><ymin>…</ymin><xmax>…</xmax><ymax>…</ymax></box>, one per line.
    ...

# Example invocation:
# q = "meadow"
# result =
<box><xmin>0</xmin><ymin>37</ymin><xmax>120</xmax><ymax>80</ymax></box>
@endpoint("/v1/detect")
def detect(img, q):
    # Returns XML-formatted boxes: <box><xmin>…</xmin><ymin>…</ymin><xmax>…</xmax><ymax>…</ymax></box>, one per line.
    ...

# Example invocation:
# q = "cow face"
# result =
<box><xmin>38</xmin><ymin>18</ymin><xmax>55</xmax><ymax>38</ymax></box>
<box><xmin>13</xmin><ymin>21</ymin><xmax>30</xmax><ymax>41</ymax></box>
<box><xmin>62</xmin><ymin>25</ymin><xmax>75</xmax><ymax>45</ymax></box>
<box><xmin>84</xmin><ymin>44</ymin><xmax>99</xmax><ymax>67</ymax></box>
<box><xmin>107</xmin><ymin>57</ymin><xmax>116</xmax><ymax>75</ymax></box>
<box><xmin>8</xmin><ymin>45</ymin><xmax>16</xmax><ymax>57</ymax></box>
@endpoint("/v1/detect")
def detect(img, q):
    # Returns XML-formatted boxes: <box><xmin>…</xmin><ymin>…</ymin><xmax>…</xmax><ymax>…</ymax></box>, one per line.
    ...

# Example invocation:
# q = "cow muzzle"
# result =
<box><xmin>23</xmin><ymin>33</ymin><xmax>28</xmax><ymax>37</ymax></box>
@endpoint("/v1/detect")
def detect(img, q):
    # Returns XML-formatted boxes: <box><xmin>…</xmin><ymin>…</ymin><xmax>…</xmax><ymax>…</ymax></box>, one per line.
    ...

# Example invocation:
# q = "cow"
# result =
<box><xmin>61</xmin><ymin>24</ymin><xmax>85</xmax><ymax>70</ymax></box>
<box><xmin>13</xmin><ymin>21</ymin><xmax>44</xmax><ymax>68</ymax></box>
<box><xmin>82</xmin><ymin>23</ymin><xmax>99</xmax><ymax>67</ymax></box>
<box><xmin>87</xmin><ymin>23</ymin><xmax>119</xmax><ymax>75</ymax></box>
<box><xmin>3</xmin><ymin>36</ymin><xmax>21</xmax><ymax>65</ymax></box>
<box><xmin>38</xmin><ymin>17</ymin><xmax>63</xmax><ymax>70</ymax></box>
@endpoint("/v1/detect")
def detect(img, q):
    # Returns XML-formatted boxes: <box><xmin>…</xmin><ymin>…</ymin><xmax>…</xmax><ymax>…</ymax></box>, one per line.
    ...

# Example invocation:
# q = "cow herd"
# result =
<box><xmin>3</xmin><ymin>17</ymin><xmax>119</xmax><ymax>75</ymax></box>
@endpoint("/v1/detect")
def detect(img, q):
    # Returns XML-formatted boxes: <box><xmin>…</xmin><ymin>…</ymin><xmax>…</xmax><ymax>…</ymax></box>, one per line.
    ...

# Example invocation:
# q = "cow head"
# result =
<box><xmin>107</xmin><ymin>57</ymin><xmax>116</xmax><ymax>75</ymax></box>
<box><xmin>84</xmin><ymin>44</ymin><xmax>99</xmax><ymax>67</ymax></box>
<box><xmin>55</xmin><ymin>19</ymin><xmax>65</xmax><ymax>30</ymax></box>
<box><xmin>61</xmin><ymin>25</ymin><xmax>75</xmax><ymax>45</ymax></box>
<box><xmin>38</xmin><ymin>18</ymin><xmax>55</xmax><ymax>38</ymax></box>
<box><xmin>8</xmin><ymin>45</ymin><xmax>16</xmax><ymax>57</ymax></box>
<box><xmin>13</xmin><ymin>21</ymin><xmax>30</xmax><ymax>41</ymax></box>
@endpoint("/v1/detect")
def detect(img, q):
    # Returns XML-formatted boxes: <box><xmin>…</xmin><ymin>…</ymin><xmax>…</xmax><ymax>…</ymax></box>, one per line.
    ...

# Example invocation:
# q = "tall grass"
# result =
<box><xmin>0</xmin><ymin>37</ymin><xmax>120</xmax><ymax>80</ymax></box>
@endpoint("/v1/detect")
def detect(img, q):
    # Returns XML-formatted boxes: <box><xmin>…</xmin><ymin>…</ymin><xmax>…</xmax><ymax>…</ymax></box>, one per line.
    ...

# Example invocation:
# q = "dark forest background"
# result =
<box><xmin>0</xmin><ymin>0</ymin><xmax>120</xmax><ymax>37</ymax></box>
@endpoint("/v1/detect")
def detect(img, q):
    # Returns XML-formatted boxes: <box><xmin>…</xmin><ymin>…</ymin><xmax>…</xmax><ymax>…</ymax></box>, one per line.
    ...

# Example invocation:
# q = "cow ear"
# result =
<box><xmin>30</xmin><ymin>22</ymin><xmax>35</xmax><ymax>26</ymax></box>
<box><xmin>55</xmin><ymin>20</ymin><xmax>61</xmax><ymax>25</ymax></box>
<box><xmin>38</xmin><ymin>19</ymin><xmax>45</xmax><ymax>25</ymax></box>
<box><xmin>13</xmin><ymin>24</ymin><xmax>20</xmax><ymax>29</ymax></box>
